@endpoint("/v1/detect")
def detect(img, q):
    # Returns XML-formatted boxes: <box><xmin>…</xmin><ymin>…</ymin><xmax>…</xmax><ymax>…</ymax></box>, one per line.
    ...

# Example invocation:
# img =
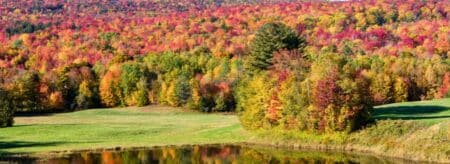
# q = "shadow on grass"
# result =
<box><xmin>0</xmin><ymin>140</ymin><xmax>102</xmax><ymax>162</ymax></box>
<box><xmin>0</xmin><ymin>140</ymin><xmax>64</xmax><ymax>162</ymax></box>
<box><xmin>0</xmin><ymin>141</ymin><xmax>63</xmax><ymax>151</ymax></box>
<box><xmin>372</xmin><ymin>105</ymin><xmax>450</xmax><ymax>121</ymax></box>
<box><xmin>14</xmin><ymin>112</ymin><xmax>56</xmax><ymax>117</ymax></box>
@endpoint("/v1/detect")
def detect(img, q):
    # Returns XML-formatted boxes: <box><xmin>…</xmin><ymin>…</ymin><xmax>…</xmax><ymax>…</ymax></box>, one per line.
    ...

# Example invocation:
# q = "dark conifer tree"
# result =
<box><xmin>249</xmin><ymin>22</ymin><xmax>306</xmax><ymax>71</ymax></box>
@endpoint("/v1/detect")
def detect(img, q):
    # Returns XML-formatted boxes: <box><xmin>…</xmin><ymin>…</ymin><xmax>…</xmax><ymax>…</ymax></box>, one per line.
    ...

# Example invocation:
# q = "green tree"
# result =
<box><xmin>278</xmin><ymin>76</ymin><xmax>308</xmax><ymax>130</ymax></box>
<box><xmin>120</xmin><ymin>63</ymin><xmax>147</xmax><ymax>96</ymax></box>
<box><xmin>393</xmin><ymin>77</ymin><xmax>408</xmax><ymax>102</ymax></box>
<box><xmin>248</xmin><ymin>22</ymin><xmax>306</xmax><ymax>70</ymax></box>
<box><xmin>0</xmin><ymin>88</ymin><xmax>14</xmax><ymax>128</ymax></box>
<box><xmin>119</xmin><ymin>62</ymin><xmax>152</xmax><ymax>106</ymax></box>
<box><xmin>12</xmin><ymin>71</ymin><xmax>41</xmax><ymax>112</ymax></box>
<box><xmin>76</xmin><ymin>80</ymin><xmax>99</xmax><ymax>109</ymax></box>
<box><xmin>56</xmin><ymin>63</ymin><xmax>99</xmax><ymax>110</ymax></box>
<box><xmin>174</xmin><ymin>76</ymin><xmax>191</xmax><ymax>106</ymax></box>
<box><xmin>367</xmin><ymin>7</ymin><xmax>386</xmax><ymax>26</ymax></box>
<box><xmin>236</xmin><ymin>73</ymin><xmax>274</xmax><ymax>130</ymax></box>
<box><xmin>135</xmin><ymin>78</ymin><xmax>150</xmax><ymax>107</ymax></box>
<box><xmin>99</xmin><ymin>65</ymin><xmax>122</xmax><ymax>107</ymax></box>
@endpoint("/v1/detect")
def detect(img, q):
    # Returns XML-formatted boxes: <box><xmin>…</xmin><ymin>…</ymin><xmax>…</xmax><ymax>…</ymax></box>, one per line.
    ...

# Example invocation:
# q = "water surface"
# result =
<box><xmin>2</xmin><ymin>144</ymin><xmax>420</xmax><ymax>163</ymax></box>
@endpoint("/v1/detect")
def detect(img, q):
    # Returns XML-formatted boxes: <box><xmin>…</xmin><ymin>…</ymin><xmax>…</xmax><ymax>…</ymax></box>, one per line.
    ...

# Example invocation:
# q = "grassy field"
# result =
<box><xmin>0</xmin><ymin>106</ymin><xmax>250</xmax><ymax>154</ymax></box>
<box><xmin>373</xmin><ymin>98</ymin><xmax>450</xmax><ymax>124</ymax></box>
<box><xmin>0</xmin><ymin>99</ymin><xmax>449</xmax><ymax>162</ymax></box>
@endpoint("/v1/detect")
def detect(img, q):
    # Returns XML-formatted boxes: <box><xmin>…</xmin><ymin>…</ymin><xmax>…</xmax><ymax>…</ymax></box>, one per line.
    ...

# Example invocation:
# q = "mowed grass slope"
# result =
<box><xmin>373</xmin><ymin>98</ymin><xmax>450</xmax><ymax>124</ymax></box>
<box><xmin>350</xmin><ymin>98</ymin><xmax>450</xmax><ymax>162</ymax></box>
<box><xmin>0</xmin><ymin>106</ymin><xmax>249</xmax><ymax>154</ymax></box>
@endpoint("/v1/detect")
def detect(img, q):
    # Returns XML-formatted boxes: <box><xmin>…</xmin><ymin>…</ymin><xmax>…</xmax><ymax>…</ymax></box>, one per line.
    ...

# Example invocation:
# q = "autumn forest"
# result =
<box><xmin>0</xmin><ymin>0</ymin><xmax>449</xmax><ymax>162</ymax></box>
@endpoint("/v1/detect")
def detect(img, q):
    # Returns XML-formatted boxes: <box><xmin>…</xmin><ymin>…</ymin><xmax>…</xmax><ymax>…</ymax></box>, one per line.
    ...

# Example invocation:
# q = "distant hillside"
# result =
<box><xmin>1</xmin><ymin>0</ymin><xmax>301</xmax><ymax>14</ymax></box>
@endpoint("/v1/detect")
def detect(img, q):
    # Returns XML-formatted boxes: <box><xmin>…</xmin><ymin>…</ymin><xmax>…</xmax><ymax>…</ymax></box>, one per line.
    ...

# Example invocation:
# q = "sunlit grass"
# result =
<box><xmin>0</xmin><ymin>105</ymin><xmax>249</xmax><ymax>154</ymax></box>
<box><xmin>373</xmin><ymin>98</ymin><xmax>450</xmax><ymax>125</ymax></box>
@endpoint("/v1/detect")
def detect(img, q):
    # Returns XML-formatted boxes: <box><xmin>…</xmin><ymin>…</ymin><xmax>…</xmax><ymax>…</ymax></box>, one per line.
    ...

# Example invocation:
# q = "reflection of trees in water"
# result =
<box><xmin>41</xmin><ymin>145</ymin><xmax>394</xmax><ymax>164</ymax></box>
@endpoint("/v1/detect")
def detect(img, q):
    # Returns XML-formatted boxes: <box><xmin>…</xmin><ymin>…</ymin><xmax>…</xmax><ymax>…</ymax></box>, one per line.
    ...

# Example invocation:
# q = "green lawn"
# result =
<box><xmin>0</xmin><ymin>106</ymin><xmax>250</xmax><ymax>155</ymax></box>
<box><xmin>373</xmin><ymin>98</ymin><xmax>450</xmax><ymax>125</ymax></box>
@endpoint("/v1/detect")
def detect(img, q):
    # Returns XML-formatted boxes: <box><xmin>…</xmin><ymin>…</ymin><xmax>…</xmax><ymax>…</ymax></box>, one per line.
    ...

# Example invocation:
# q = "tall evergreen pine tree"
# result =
<box><xmin>249</xmin><ymin>22</ymin><xmax>306</xmax><ymax>71</ymax></box>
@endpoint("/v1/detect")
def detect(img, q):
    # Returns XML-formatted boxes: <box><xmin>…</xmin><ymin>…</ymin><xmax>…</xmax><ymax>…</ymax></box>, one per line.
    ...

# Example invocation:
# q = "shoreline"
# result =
<box><xmin>1</xmin><ymin>141</ymin><xmax>447</xmax><ymax>163</ymax></box>
<box><xmin>243</xmin><ymin>142</ymin><xmax>448</xmax><ymax>164</ymax></box>
<box><xmin>248</xmin><ymin>120</ymin><xmax>450</xmax><ymax>163</ymax></box>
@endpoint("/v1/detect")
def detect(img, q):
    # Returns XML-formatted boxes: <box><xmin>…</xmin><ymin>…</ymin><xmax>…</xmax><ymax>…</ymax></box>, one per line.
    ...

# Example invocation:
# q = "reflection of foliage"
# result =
<box><xmin>43</xmin><ymin>145</ymin><xmax>395</xmax><ymax>163</ymax></box>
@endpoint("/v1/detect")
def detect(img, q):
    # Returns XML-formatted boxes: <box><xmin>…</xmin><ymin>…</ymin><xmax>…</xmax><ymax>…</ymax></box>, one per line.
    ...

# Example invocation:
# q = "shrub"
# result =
<box><xmin>198</xmin><ymin>97</ymin><xmax>216</xmax><ymax>112</ymax></box>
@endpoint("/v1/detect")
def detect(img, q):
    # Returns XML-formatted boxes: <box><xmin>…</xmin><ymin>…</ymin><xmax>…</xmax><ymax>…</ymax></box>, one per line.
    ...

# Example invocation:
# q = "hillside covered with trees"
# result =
<box><xmin>0</xmin><ymin>0</ymin><xmax>448</xmax><ymax>135</ymax></box>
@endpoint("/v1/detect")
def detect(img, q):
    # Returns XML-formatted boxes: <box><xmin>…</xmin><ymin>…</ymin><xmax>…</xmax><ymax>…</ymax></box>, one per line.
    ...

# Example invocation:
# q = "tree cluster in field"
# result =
<box><xmin>0</xmin><ymin>0</ymin><xmax>449</xmax><ymax>129</ymax></box>
<box><xmin>98</xmin><ymin>50</ymin><xmax>240</xmax><ymax>112</ymax></box>
<box><xmin>237</xmin><ymin>22</ymin><xmax>448</xmax><ymax>132</ymax></box>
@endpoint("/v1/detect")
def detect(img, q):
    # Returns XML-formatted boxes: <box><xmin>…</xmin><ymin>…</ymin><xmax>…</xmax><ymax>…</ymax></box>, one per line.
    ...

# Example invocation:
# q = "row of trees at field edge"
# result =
<box><xmin>1</xmin><ymin>22</ymin><xmax>449</xmax><ymax>133</ymax></box>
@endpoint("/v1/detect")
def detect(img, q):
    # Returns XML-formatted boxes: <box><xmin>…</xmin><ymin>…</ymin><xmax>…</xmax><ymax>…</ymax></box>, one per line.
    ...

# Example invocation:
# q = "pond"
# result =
<box><xmin>2</xmin><ymin>144</ymin><xmax>422</xmax><ymax>164</ymax></box>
